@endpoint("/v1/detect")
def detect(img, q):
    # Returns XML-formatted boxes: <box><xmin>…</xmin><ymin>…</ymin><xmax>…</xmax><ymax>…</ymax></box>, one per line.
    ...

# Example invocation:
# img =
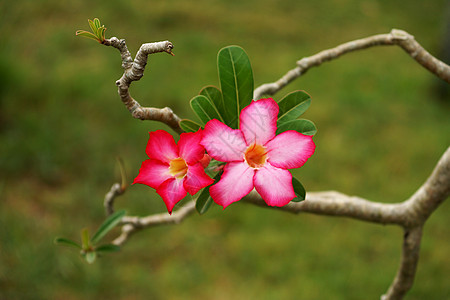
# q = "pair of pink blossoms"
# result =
<box><xmin>133</xmin><ymin>98</ymin><xmax>316</xmax><ymax>214</ymax></box>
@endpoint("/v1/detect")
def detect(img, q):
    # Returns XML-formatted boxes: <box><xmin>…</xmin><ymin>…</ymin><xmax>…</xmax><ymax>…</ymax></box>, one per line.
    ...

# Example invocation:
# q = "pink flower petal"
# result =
<box><xmin>240</xmin><ymin>98</ymin><xmax>279</xmax><ymax>145</ymax></box>
<box><xmin>198</xmin><ymin>154</ymin><xmax>212</xmax><ymax>168</ymax></box>
<box><xmin>265</xmin><ymin>130</ymin><xmax>316</xmax><ymax>169</ymax></box>
<box><xmin>183</xmin><ymin>163</ymin><xmax>214</xmax><ymax>195</ymax></box>
<box><xmin>254</xmin><ymin>163</ymin><xmax>295</xmax><ymax>206</ymax></box>
<box><xmin>132</xmin><ymin>159</ymin><xmax>171</xmax><ymax>189</ymax></box>
<box><xmin>178</xmin><ymin>129</ymin><xmax>205</xmax><ymax>165</ymax></box>
<box><xmin>145</xmin><ymin>130</ymin><xmax>179</xmax><ymax>163</ymax></box>
<box><xmin>201</xmin><ymin>119</ymin><xmax>247</xmax><ymax>162</ymax></box>
<box><xmin>157</xmin><ymin>178</ymin><xmax>187</xmax><ymax>214</ymax></box>
<box><xmin>209</xmin><ymin>162</ymin><xmax>255</xmax><ymax>208</ymax></box>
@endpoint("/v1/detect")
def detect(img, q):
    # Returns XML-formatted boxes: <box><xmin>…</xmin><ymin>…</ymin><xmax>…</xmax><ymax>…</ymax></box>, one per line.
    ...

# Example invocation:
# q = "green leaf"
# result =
<box><xmin>190</xmin><ymin>95</ymin><xmax>222</xmax><ymax>125</ymax></box>
<box><xmin>88</xmin><ymin>19</ymin><xmax>97</xmax><ymax>34</ymax></box>
<box><xmin>277</xmin><ymin>91</ymin><xmax>311</xmax><ymax>124</ymax></box>
<box><xmin>95</xmin><ymin>244</ymin><xmax>121</xmax><ymax>253</ymax></box>
<box><xmin>75</xmin><ymin>30</ymin><xmax>100</xmax><ymax>41</ymax></box>
<box><xmin>291</xmin><ymin>177</ymin><xmax>306</xmax><ymax>202</ymax></box>
<box><xmin>85</xmin><ymin>251</ymin><xmax>97</xmax><ymax>264</ymax></box>
<box><xmin>218</xmin><ymin>46</ymin><xmax>254</xmax><ymax>129</ymax></box>
<box><xmin>199</xmin><ymin>86</ymin><xmax>225</xmax><ymax>122</ymax></box>
<box><xmin>93</xmin><ymin>18</ymin><xmax>101</xmax><ymax>29</ymax></box>
<box><xmin>81</xmin><ymin>228</ymin><xmax>90</xmax><ymax>250</ymax></box>
<box><xmin>179</xmin><ymin>119</ymin><xmax>201</xmax><ymax>133</ymax></box>
<box><xmin>91</xmin><ymin>210</ymin><xmax>126</xmax><ymax>245</ymax></box>
<box><xmin>54</xmin><ymin>237</ymin><xmax>82</xmax><ymax>249</ymax></box>
<box><xmin>276</xmin><ymin>119</ymin><xmax>317</xmax><ymax>136</ymax></box>
<box><xmin>195</xmin><ymin>173</ymin><xmax>221</xmax><ymax>214</ymax></box>
<box><xmin>97</xmin><ymin>26</ymin><xmax>106</xmax><ymax>41</ymax></box>
<box><xmin>195</xmin><ymin>187</ymin><xmax>213</xmax><ymax>215</ymax></box>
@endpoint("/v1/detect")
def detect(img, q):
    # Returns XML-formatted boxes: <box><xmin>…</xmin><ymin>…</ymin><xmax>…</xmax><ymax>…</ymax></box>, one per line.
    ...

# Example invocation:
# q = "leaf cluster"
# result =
<box><xmin>180</xmin><ymin>46</ymin><xmax>316</xmax><ymax>214</ymax></box>
<box><xmin>75</xmin><ymin>18</ymin><xmax>107</xmax><ymax>43</ymax></box>
<box><xmin>54</xmin><ymin>210</ymin><xmax>125</xmax><ymax>264</ymax></box>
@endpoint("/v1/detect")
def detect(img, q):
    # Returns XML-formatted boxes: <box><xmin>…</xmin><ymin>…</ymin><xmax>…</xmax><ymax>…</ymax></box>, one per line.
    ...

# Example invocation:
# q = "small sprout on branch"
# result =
<box><xmin>75</xmin><ymin>18</ymin><xmax>107</xmax><ymax>44</ymax></box>
<box><xmin>116</xmin><ymin>157</ymin><xmax>128</xmax><ymax>192</ymax></box>
<box><xmin>55</xmin><ymin>210</ymin><xmax>126</xmax><ymax>263</ymax></box>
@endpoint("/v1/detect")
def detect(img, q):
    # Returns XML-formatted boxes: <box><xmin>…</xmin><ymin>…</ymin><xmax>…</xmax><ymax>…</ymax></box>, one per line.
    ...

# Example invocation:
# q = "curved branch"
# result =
<box><xmin>104</xmin><ymin>37</ymin><xmax>183</xmax><ymax>134</ymax></box>
<box><xmin>112</xmin><ymin>200</ymin><xmax>196</xmax><ymax>246</ymax></box>
<box><xmin>244</xmin><ymin>190</ymin><xmax>408</xmax><ymax>225</ymax></box>
<box><xmin>109</xmin><ymin>146</ymin><xmax>449</xmax><ymax>249</ymax></box>
<box><xmin>253</xmin><ymin>29</ymin><xmax>450</xmax><ymax>99</ymax></box>
<box><xmin>104</xmin><ymin>146</ymin><xmax>448</xmax><ymax>298</ymax></box>
<box><xmin>245</xmin><ymin>146</ymin><xmax>450</xmax><ymax>228</ymax></box>
<box><xmin>104</xmin><ymin>182</ymin><xmax>123</xmax><ymax>216</ymax></box>
<box><xmin>382</xmin><ymin>226</ymin><xmax>423</xmax><ymax>300</ymax></box>
<box><xmin>403</xmin><ymin>146</ymin><xmax>450</xmax><ymax>225</ymax></box>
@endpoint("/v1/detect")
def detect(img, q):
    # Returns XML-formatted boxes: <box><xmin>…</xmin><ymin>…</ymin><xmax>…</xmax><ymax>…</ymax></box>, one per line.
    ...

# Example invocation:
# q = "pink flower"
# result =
<box><xmin>133</xmin><ymin>129</ymin><xmax>214</xmax><ymax>214</ymax></box>
<box><xmin>201</xmin><ymin>98</ymin><xmax>316</xmax><ymax>208</ymax></box>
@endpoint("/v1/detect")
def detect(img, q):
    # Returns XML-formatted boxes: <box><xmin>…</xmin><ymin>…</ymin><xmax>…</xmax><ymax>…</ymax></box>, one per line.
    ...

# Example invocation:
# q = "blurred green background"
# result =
<box><xmin>1</xmin><ymin>0</ymin><xmax>449</xmax><ymax>299</ymax></box>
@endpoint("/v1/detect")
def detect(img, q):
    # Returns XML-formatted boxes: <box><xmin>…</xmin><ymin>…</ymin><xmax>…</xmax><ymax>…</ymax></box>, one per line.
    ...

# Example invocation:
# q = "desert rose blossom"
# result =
<box><xmin>201</xmin><ymin>98</ymin><xmax>316</xmax><ymax>208</ymax></box>
<box><xmin>133</xmin><ymin>129</ymin><xmax>214</xmax><ymax>214</ymax></box>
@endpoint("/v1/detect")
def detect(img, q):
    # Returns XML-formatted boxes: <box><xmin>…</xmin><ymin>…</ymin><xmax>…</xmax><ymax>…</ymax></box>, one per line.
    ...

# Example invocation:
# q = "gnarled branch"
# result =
<box><xmin>103</xmin><ymin>37</ymin><xmax>183</xmax><ymax>133</ymax></box>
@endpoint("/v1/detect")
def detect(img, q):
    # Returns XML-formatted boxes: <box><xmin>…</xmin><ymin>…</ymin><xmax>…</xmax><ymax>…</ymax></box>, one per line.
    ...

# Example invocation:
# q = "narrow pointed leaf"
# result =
<box><xmin>277</xmin><ymin>91</ymin><xmax>311</xmax><ymax>124</ymax></box>
<box><xmin>190</xmin><ymin>95</ymin><xmax>222</xmax><ymax>125</ymax></box>
<box><xmin>195</xmin><ymin>187</ymin><xmax>213</xmax><ymax>215</ymax></box>
<box><xmin>88</xmin><ymin>19</ymin><xmax>97</xmax><ymax>34</ymax></box>
<box><xmin>95</xmin><ymin>244</ymin><xmax>121</xmax><ymax>253</ymax></box>
<box><xmin>179</xmin><ymin>119</ymin><xmax>201</xmax><ymax>133</ymax></box>
<box><xmin>81</xmin><ymin>228</ymin><xmax>90</xmax><ymax>250</ymax></box>
<box><xmin>116</xmin><ymin>157</ymin><xmax>127</xmax><ymax>190</ymax></box>
<box><xmin>91</xmin><ymin>210</ymin><xmax>126</xmax><ymax>245</ymax></box>
<box><xmin>97</xmin><ymin>26</ymin><xmax>106</xmax><ymax>41</ymax></box>
<box><xmin>218</xmin><ymin>46</ymin><xmax>254</xmax><ymax>129</ymax></box>
<box><xmin>93</xmin><ymin>18</ymin><xmax>101</xmax><ymax>29</ymax></box>
<box><xmin>85</xmin><ymin>251</ymin><xmax>97</xmax><ymax>264</ymax></box>
<box><xmin>76</xmin><ymin>30</ymin><xmax>100</xmax><ymax>41</ymax></box>
<box><xmin>291</xmin><ymin>177</ymin><xmax>306</xmax><ymax>202</ymax></box>
<box><xmin>199</xmin><ymin>86</ymin><xmax>225</xmax><ymax>122</ymax></box>
<box><xmin>195</xmin><ymin>173</ymin><xmax>221</xmax><ymax>214</ymax></box>
<box><xmin>54</xmin><ymin>237</ymin><xmax>82</xmax><ymax>249</ymax></box>
<box><xmin>276</xmin><ymin>119</ymin><xmax>317</xmax><ymax>136</ymax></box>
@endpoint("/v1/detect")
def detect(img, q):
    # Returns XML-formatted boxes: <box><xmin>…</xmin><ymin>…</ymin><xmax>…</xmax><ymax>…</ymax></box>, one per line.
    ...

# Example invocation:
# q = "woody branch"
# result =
<box><xmin>253</xmin><ymin>29</ymin><xmax>450</xmax><ymax>99</ymax></box>
<box><xmin>103</xmin><ymin>37</ymin><xmax>183</xmax><ymax>134</ymax></box>
<box><xmin>102</xmin><ymin>29</ymin><xmax>449</xmax><ymax>300</ymax></box>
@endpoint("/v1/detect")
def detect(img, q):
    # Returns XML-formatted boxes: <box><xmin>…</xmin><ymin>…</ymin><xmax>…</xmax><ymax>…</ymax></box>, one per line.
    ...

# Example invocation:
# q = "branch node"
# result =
<box><xmin>390</xmin><ymin>29</ymin><xmax>413</xmax><ymax>41</ymax></box>
<box><xmin>108</xmin><ymin>38</ymin><xmax>181</xmax><ymax>132</ymax></box>
<box><xmin>129</xmin><ymin>103</ymin><xmax>141</xmax><ymax>114</ymax></box>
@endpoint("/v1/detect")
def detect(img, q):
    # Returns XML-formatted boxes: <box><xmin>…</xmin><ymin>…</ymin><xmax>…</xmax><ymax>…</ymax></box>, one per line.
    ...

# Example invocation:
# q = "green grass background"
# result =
<box><xmin>1</xmin><ymin>0</ymin><xmax>449</xmax><ymax>299</ymax></box>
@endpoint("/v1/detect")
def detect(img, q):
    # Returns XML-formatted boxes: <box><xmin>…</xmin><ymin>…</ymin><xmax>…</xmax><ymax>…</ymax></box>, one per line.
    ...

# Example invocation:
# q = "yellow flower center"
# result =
<box><xmin>169</xmin><ymin>158</ymin><xmax>188</xmax><ymax>179</ymax></box>
<box><xmin>244</xmin><ymin>144</ymin><xmax>267</xmax><ymax>168</ymax></box>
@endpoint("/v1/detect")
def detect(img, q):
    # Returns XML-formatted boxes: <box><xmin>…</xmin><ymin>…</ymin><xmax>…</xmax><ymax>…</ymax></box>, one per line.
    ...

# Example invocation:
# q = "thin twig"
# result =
<box><xmin>104</xmin><ymin>182</ymin><xmax>123</xmax><ymax>216</ymax></box>
<box><xmin>253</xmin><ymin>29</ymin><xmax>450</xmax><ymax>99</ymax></box>
<box><xmin>112</xmin><ymin>200</ymin><xmax>196</xmax><ymax>246</ymax></box>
